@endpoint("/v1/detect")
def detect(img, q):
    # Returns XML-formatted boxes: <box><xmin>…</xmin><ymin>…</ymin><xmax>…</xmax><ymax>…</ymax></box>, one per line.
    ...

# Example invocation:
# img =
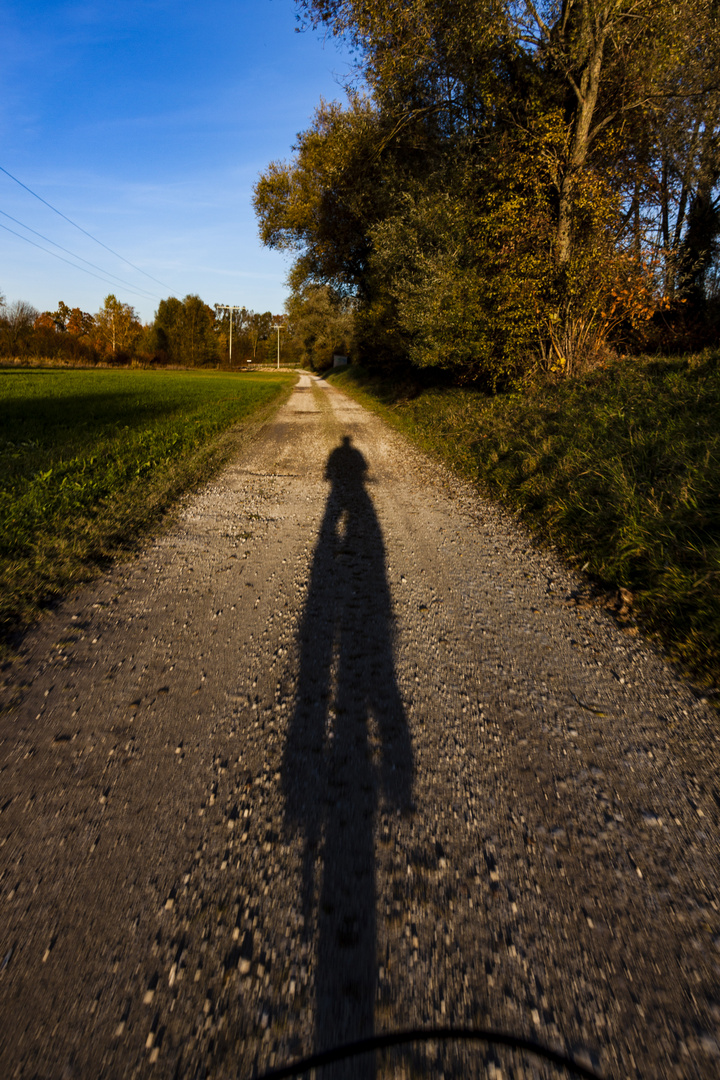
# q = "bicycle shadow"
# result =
<box><xmin>283</xmin><ymin>435</ymin><xmax>413</xmax><ymax>1077</ymax></box>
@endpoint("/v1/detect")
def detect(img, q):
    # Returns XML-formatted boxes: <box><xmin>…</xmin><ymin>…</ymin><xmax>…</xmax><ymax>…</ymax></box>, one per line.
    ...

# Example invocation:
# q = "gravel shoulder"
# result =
<box><xmin>1</xmin><ymin>373</ymin><xmax>719</xmax><ymax>1079</ymax></box>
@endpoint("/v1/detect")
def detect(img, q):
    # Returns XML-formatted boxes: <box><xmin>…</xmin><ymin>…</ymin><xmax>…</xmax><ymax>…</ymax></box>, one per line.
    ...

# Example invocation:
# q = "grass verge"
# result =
<box><xmin>329</xmin><ymin>357</ymin><xmax>720</xmax><ymax>689</ymax></box>
<box><xmin>0</xmin><ymin>367</ymin><xmax>294</xmax><ymax>648</ymax></box>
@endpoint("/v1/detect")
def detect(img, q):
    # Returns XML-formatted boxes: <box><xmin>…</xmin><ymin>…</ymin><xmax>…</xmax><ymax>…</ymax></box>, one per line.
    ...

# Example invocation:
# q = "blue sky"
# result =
<box><xmin>0</xmin><ymin>0</ymin><xmax>352</xmax><ymax>322</ymax></box>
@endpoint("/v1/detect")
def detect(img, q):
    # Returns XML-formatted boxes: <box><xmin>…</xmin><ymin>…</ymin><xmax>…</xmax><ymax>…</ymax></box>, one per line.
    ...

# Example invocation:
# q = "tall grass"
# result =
<box><xmin>0</xmin><ymin>368</ymin><xmax>293</xmax><ymax>645</ymax></box>
<box><xmin>330</xmin><ymin>356</ymin><xmax>720</xmax><ymax>687</ymax></box>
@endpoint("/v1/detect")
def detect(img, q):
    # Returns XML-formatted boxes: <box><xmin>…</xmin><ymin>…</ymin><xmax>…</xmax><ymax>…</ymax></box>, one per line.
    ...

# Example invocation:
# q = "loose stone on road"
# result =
<box><xmin>1</xmin><ymin>373</ymin><xmax>719</xmax><ymax>1079</ymax></box>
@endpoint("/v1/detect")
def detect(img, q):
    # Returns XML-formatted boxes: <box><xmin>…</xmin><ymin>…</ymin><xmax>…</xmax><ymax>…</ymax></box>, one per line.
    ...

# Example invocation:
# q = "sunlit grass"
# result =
<box><xmin>0</xmin><ymin>367</ymin><xmax>293</xmax><ymax>645</ymax></box>
<box><xmin>330</xmin><ymin>356</ymin><xmax>720</xmax><ymax>687</ymax></box>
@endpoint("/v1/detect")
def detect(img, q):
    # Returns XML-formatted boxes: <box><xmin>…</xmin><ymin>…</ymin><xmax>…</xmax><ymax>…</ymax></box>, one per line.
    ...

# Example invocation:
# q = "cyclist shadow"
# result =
<box><xmin>283</xmin><ymin>435</ymin><xmax>413</xmax><ymax>1077</ymax></box>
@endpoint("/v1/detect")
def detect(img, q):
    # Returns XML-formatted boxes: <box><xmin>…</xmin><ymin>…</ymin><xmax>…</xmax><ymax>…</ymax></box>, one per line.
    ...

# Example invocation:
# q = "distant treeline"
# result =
<box><xmin>0</xmin><ymin>292</ymin><xmax>295</xmax><ymax>367</ymax></box>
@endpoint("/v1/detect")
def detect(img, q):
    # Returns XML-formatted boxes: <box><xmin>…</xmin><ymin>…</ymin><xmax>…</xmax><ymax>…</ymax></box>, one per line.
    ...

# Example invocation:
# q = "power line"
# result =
<box><xmin>0</xmin><ymin>220</ymin><xmax>163</xmax><ymax>303</ymax></box>
<box><xmin>0</xmin><ymin>208</ymin><xmax>160</xmax><ymax>301</ymax></box>
<box><xmin>0</xmin><ymin>164</ymin><xmax>174</xmax><ymax>292</ymax></box>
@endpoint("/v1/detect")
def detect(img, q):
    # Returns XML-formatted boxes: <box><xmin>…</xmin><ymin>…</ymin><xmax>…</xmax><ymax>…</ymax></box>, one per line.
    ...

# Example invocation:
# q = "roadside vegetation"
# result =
<box><xmin>255</xmin><ymin>1</ymin><xmax>720</xmax><ymax>382</ymax></box>
<box><xmin>329</xmin><ymin>358</ymin><xmax>720</xmax><ymax>690</ymax></box>
<box><xmin>0</xmin><ymin>367</ymin><xmax>293</xmax><ymax>648</ymax></box>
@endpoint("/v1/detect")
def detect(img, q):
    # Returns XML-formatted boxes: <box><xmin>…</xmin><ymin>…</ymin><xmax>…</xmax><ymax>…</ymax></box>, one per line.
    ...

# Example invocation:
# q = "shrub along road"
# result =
<box><xmin>0</xmin><ymin>374</ymin><xmax>718</xmax><ymax>1079</ymax></box>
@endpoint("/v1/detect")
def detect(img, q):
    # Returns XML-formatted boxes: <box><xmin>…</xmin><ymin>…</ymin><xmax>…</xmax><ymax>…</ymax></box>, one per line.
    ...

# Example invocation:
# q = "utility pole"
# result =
<box><xmin>217</xmin><ymin>305</ymin><xmax>241</xmax><ymax>366</ymax></box>
<box><xmin>273</xmin><ymin>318</ymin><xmax>284</xmax><ymax>369</ymax></box>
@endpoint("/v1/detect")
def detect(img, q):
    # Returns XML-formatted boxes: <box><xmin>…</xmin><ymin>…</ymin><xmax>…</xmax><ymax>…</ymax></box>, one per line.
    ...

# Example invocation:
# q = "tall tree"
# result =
<box><xmin>258</xmin><ymin>0</ymin><xmax>720</xmax><ymax>378</ymax></box>
<box><xmin>0</xmin><ymin>300</ymin><xmax>38</xmax><ymax>355</ymax></box>
<box><xmin>285</xmin><ymin>285</ymin><xmax>355</xmax><ymax>370</ymax></box>
<box><xmin>153</xmin><ymin>295</ymin><xmax>221</xmax><ymax>367</ymax></box>
<box><xmin>66</xmin><ymin>307</ymin><xmax>95</xmax><ymax>337</ymax></box>
<box><xmin>247</xmin><ymin>311</ymin><xmax>274</xmax><ymax>361</ymax></box>
<box><xmin>94</xmin><ymin>294</ymin><xmax>141</xmax><ymax>356</ymax></box>
<box><xmin>254</xmin><ymin>96</ymin><xmax>389</xmax><ymax>297</ymax></box>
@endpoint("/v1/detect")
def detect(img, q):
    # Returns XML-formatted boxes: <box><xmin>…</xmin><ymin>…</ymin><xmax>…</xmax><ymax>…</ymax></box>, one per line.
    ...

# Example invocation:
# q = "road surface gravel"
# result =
<box><xmin>1</xmin><ymin>373</ymin><xmax>719</xmax><ymax>1080</ymax></box>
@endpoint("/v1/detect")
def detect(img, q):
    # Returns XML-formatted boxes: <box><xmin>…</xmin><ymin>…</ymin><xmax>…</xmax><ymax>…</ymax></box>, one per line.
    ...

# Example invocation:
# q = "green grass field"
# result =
<box><xmin>330</xmin><ymin>357</ymin><xmax>720</xmax><ymax>689</ymax></box>
<box><xmin>0</xmin><ymin>367</ymin><xmax>293</xmax><ymax>647</ymax></box>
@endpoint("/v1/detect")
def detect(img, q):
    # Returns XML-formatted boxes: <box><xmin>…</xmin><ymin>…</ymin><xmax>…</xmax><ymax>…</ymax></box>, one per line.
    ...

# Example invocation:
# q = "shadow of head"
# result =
<box><xmin>325</xmin><ymin>434</ymin><xmax>368</xmax><ymax>489</ymax></box>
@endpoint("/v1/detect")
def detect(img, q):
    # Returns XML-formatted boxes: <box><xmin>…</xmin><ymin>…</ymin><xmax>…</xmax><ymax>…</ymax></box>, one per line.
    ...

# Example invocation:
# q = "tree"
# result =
<box><xmin>298</xmin><ymin>0</ymin><xmax>718</xmax><ymax>268</ymax></box>
<box><xmin>66</xmin><ymin>307</ymin><xmax>95</xmax><ymax>337</ymax></box>
<box><xmin>212</xmin><ymin>306</ymin><xmax>273</xmax><ymax>364</ymax></box>
<box><xmin>153</xmin><ymin>295</ymin><xmax>221</xmax><ymax>367</ymax></box>
<box><xmin>34</xmin><ymin>311</ymin><xmax>60</xmax><ymax>333</ymax></box>
<box><xmin>94</xmin><ymin>294</ymin><xmax>141</xmax><ymax>357</ymax></box>
<box><xmin>247</xmin><ymin>311</ymin><xmax>274</xmax><ymax>361</ymax></box>
<box><xmin>214</xmin><ymin>305</ymin><xmax>251</xmax><ymax>364</ymax></box>
<box><xmin>260</xmin><ymin>0</ymin><xmax>720</xmax><ymax>378</ymax></box>
<box><xmin>183</xmin><ymin>295</ymin><xmax>219</xmax><ymax>366</ymax></box>
<box><xmin>53</xmin><ymin>300</ymin><xmax>73</xmax><ymax>330</ymax></box>
<box><xmin>254</xmin><ymin>96</ymin><xmax>388</xmax><ymax>297</ymax></box>
<box><xmin>0</xmin><ymin>300</ymin><xmax>38</xmax><ymax>356</ymax></box>
<box><xmin>285</xmin><ymin>285</ymin><xmax>355</xmax><ymax>370</ymax></box>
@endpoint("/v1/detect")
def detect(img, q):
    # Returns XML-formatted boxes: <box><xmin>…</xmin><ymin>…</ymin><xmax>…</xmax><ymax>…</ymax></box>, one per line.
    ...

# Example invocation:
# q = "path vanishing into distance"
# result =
<box><xmin>1</xmin><ymin>373</ymin><xmax>720</xmax><ymax>1080</ymax></box>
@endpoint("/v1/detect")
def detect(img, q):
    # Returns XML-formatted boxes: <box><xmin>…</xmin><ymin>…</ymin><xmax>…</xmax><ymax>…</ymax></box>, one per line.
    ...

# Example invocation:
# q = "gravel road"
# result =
<box><xmin>1</xmin><ymin>373</ymin><xmax>719</xmax><ymax>1080</ymax></box>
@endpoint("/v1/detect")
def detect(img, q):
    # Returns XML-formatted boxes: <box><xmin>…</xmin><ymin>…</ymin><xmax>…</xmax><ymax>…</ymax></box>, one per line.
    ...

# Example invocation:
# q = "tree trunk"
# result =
<box><xmin>677</xmin><ymin>116</ymin><xmax>720</xmax><ymax>305</ymax></box>
<box><xmin>554</xmin><ymin>13</ymin><xmax>608</xmax><ymax>268</ymax></box>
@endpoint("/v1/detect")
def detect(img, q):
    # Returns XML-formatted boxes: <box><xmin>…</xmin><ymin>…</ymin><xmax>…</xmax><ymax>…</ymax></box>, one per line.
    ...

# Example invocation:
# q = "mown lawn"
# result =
<box><xmin>330</xmin><ymin>356</ymin><xmax>720</xmax><ymax>688</ymax></box>
<box><xmin>0</xmin><ymin>367</ymin><xmax>293</xmax><ymax>646</ymax></box>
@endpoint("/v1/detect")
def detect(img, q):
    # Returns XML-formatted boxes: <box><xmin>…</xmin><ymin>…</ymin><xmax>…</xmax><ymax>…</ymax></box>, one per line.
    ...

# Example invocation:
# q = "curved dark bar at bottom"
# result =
<box><xmin>252</xmin><ymin>1027</ymin><xmax>605</xmax><ymax>1080</ymax></box>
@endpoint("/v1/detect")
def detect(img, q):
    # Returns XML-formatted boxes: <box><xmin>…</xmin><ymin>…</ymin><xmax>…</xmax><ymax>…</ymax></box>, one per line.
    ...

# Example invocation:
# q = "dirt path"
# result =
<box><xmin>1</xmin><ymin>373</ymin><xmax>719</xmax><ymax>1080</ymax></box>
